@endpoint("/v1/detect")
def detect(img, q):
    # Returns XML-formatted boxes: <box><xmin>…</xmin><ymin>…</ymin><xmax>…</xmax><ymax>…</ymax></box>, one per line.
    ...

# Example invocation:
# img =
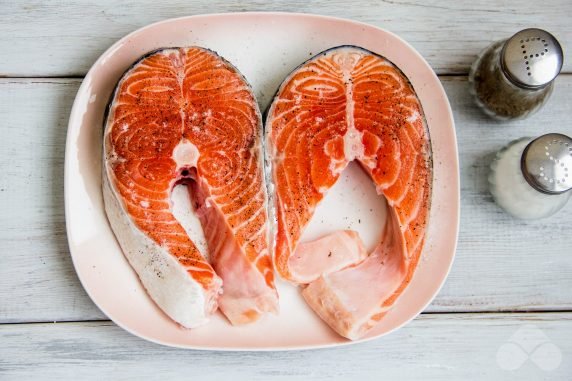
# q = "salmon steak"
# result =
<box><xmin>265</xmin><ymin>46</ymin><xmax>432</xmax><ymax>340</ymax></box>
<box><xmin>103</xmin><ymin>47</ymin><xmax>278</xmax><ymax>328</ymax></box>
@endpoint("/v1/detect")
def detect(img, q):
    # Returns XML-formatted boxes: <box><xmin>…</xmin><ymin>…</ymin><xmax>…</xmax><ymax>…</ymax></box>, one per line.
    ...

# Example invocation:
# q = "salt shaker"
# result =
<box><xmin>469</xmin><ymin>28</ymin><xmax>563</xmax><ymax>120</ymax></box>
<box><xmin>489</xmin><ymin>133</ymin><xmax>572</xmax><ymax>219</ymax></box>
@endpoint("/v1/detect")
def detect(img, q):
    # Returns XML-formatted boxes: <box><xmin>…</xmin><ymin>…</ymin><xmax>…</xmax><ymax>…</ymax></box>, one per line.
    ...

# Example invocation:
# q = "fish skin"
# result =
<box><xmin>265</xmin><ymin>46</ymin><xmax>432</xmax><ymax>339</ymax></box>
<box><xmin>103</xmin><ymin>47</ymin><xmax>278</xmax><ymax>328</ymax></box>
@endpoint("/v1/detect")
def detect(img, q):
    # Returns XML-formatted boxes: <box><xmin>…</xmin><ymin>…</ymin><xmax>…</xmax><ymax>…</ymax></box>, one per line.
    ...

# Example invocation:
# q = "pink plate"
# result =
<box><xmin>65</xmin><ymin>12</ymin><xmax>459</xmax><ymax>350</ymax></box>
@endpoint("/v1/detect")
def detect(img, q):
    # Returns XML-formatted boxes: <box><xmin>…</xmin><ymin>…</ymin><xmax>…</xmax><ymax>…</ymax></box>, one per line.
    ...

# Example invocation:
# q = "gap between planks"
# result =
<box><xmin>1</xmin><ymin>73</ymin><xmax>572</xmax><ymax>82</ymax></box>
<box><xmin>3</xmin><ymin>310</ymin><xmax>572</xmax><ymax>326</ymax></box>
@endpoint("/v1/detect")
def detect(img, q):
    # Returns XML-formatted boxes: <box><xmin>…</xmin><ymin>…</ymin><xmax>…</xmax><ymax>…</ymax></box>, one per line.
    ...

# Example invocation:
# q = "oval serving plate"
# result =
<box><xmin>65</xmin><ymin>12</ymin><xmax>459</xmax><ymax>350</ymax></box>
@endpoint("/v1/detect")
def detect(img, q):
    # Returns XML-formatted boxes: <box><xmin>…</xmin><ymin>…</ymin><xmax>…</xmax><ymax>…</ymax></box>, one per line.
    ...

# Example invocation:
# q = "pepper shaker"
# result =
<box><xmin>469</xmin><ymin>28</ymin><xmax>563</xmax><ymax>120</ymax></box>
<box><xmin>489</xmin><ymin>133</ymin><xmax>572</xmax><ymax>219</ymax></box>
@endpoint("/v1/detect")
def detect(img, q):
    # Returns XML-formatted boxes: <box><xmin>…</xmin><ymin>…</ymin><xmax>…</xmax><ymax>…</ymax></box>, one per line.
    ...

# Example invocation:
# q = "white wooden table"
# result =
<box><xmin>1</xmin><ymin>1</ymin><xmax>571</xmax><ymax>379</ymax></box>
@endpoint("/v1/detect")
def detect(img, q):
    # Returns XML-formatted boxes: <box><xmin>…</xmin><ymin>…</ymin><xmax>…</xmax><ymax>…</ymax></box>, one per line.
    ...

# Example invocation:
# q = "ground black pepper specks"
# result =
<box><xmin>471</xmin><ymin>41</ymin><xmax>551</xmax><ymax>119</ymax></box>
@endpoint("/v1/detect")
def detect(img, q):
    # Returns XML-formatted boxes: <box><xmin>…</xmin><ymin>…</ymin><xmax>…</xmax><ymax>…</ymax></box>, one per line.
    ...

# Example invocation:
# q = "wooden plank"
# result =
<box><xmin>0</xmin><ymin>313</ymin><xmax>570</xmax><ymax>380</ymax></box>
<box><xmin>433</xmin><ymin>75</ymin><xmax>572</xmax><ymax>312</ymax></box>
<box><xmin>0</xmin><ymin>77</ymin><xmax>571</xmax><ymax>324</ymax></box>
<box><xmin>0</xmin><ymin>0</ymin><xmax>571</xmax><ymax>77</ymax></box>
<box><xmin>0</xmin><ymin>79</ymin><xmax>104</xmax><ymax>322</ymax></box>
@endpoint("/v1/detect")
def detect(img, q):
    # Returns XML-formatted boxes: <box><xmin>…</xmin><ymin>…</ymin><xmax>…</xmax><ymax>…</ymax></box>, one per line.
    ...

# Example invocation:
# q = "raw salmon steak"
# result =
<box><xmin>103</xmin><ymin>47</ymin><xmax>278</xmax><ymax>328</ymax></box>
<box><xmin>265</xmin><ymin>46</ymin><xmax>432</xmax><ymax>339</ymax></box>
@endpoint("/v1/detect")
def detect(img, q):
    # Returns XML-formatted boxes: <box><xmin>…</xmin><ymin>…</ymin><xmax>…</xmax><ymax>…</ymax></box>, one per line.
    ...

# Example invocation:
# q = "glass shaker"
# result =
<box><xmin>469</xmin><ymin>28</ymin><xmax>563</xmax><ymax>120</ymax></box>
<box><xmin>489</xmin><ymin>133</ymin><xmax>572</xmax><ymax>219</ymax></box>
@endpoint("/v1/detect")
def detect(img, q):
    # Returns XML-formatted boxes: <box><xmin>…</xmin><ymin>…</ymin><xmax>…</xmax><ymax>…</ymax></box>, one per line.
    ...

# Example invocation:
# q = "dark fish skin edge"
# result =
<box><xmin>100</xmin><ymin>45</ymin><xmax>265</xmax><ymax>253</ymax></box>
<box><xmin>102</xmin><ymin>46</ymin><xmax>261</xmax><ymax>138</ymax></box>
<box><xmin>101</xmin><ymin>44</ymin><xmax>434</xmax><ymax>238</ymax></box>
<box><xmin>263</xmin><ymin>44</ymin><xmax>433</xmax><ymax>203</ymax></box>
<box><xmin>102</xmin><ymin>47</ymin><xmax>175</xmax><ymax>136</ymax></box>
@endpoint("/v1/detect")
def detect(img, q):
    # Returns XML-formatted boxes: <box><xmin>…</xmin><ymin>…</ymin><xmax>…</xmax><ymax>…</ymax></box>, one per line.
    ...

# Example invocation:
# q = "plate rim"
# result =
<box><xmin>64</xmin><ymin>11</ymin><xmax>460</xmax><ymax>351</ymax></box>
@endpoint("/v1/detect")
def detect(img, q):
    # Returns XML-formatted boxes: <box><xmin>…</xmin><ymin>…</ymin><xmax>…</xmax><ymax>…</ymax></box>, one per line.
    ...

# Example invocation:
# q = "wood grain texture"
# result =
<box><xmin>1</xmin><ymin>2</ymin><xmax>571</xmax><ymax>378</ymax></box>
<box><xmin>1</xmin><ymin>77</ymin><xmax>571</xmax><ymax>324</ymax></box>
<box><xmin>1</xmin><ymin>313</ymin><xmax>571</xmax><ymax>380</ymax></box>
<box><xmin>0</xmin><ymin>79</ymin><xmax>104</xmax><ymax>322</ymax></box>
<box><xmin>0</xmin><ymin>0</ymin><xmax>571</xmax><ymax>77</ymax></box>
<box><xmin>434</xmin><ymin>75</ymin><xmax>572</xmax><ymax>313</ymax></box>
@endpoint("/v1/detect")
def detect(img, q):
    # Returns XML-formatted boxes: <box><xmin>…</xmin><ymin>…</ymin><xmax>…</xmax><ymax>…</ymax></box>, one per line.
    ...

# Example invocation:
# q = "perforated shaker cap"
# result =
<box><xmin>501</xmin><ymin>28</ymin><xmax>563</xmax><ymax>89</ymax></box>
<box><xmin>521</xmin><ymin>133</ymin><xmax>572</xmax><ymax>194</ymax></box>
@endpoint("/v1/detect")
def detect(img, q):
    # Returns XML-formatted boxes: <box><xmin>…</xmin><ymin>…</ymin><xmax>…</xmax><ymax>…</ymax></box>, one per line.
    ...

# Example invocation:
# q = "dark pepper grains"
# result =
<box><xmin>470</xmin><ymin>40</ymin><xmax>553</xmax><ymax>119</ymax></box>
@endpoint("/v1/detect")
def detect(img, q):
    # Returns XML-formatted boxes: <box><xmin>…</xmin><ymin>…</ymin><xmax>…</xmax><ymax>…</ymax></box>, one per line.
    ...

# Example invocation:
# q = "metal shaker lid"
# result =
<box><xmin>521</xmin><ymin>133</ymin><xmax>572</xmax><ymax>194</ymax></box>
<box><xmin>501</xmin><ymin>28</ymin><xmax>563</xmax><ymax>89</ymax></box>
